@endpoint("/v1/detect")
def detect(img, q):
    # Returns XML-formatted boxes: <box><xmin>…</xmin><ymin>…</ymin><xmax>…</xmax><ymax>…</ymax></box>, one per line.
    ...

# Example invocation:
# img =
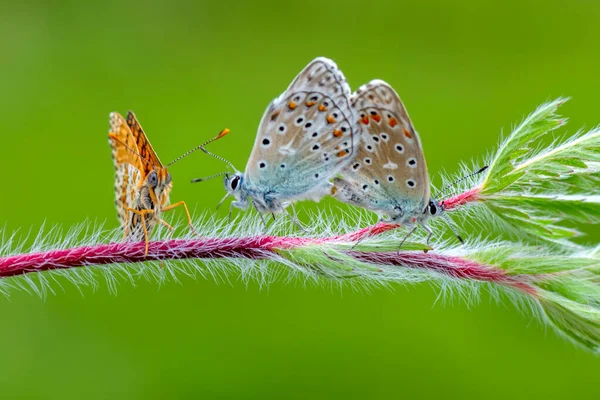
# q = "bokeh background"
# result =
<box><xmin>1</xmin><ymin>0</ymin><xmax>599</xmax><ymax>398</ymax></box>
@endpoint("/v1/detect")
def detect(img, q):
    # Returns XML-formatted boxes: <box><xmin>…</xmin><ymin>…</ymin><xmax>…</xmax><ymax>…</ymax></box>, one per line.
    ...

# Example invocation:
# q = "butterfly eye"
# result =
<box><xmin>147</xmin><ymin>171</ymin><xmax>158</xmax><ymax>188</ymax></box>
<box><xmin>165</xmin><ymin>173</ymin><xmax>172</xmax><ymax>185</ymax></box>
<box><xmin>429</xmin><ymin>202</ymin><xmax>437</xmax><ymax>215</ymax></box>
<box><xmin>231</xmin><ymin>176</ymin><xmax>241</xmax><ymax>191</ymax></box>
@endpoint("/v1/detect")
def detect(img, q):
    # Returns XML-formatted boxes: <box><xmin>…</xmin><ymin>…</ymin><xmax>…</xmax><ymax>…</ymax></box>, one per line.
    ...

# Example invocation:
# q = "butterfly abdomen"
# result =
<box><xmin>332</xmin><ymin>178</ymin><xmax>367</xmax><ymax>206</ymax></box>
<box><xmin>124</xmin><ymin>198</ymin><xmax>159</xmax><ymax>242</ymax></box>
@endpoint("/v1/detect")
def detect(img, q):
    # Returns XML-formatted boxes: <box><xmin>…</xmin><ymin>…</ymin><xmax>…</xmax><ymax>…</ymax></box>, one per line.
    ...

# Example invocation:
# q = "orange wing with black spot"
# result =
<box><xmin>108</xmin><ymin>112</ymin><xmax>144</xmax><ymax>228</ymax></box>
<box><xmin>109</xmin><ymin>112</ymin><xmax>146</xmax><ymax>175</ymax></box>
<box><xmin>125</xmin><ymin>111</ymin><xmax>163</xmax><ymax>175</ymax></box>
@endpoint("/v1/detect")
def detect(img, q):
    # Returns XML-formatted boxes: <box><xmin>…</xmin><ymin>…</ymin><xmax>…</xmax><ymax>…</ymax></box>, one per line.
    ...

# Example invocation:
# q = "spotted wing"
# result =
<box><xmin>333</xmin><ymin>80</ymin><xmax>430</xmax><ymax>220</ymax></box>
<box><xmin>108</xmin><ymin>113</ymin><xmax>141</xmax><ymax>227</ymax></box>
<box><xmin>109</xmin><ymin>112</ymin><xmax>146</xmax><ymax>176</ymax></box>
<box><xmin>113</xmin><ymin>164</ymin><xmax>142</xmax><ymax>229</ymax></box>
<box><xmin>244</xmin><ymin>57</ymin><xmax>358</xmax><ymax>200</ymax></box>
<box><xmin>125</xmin><ymin>111</ymin><xmax>164</xmax><ymax>176</ymax></box>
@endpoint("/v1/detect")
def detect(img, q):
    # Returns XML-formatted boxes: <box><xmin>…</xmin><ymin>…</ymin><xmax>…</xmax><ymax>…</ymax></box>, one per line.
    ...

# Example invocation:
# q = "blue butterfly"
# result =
<box><xmin>194</xmin><ymin>57</ymin><xmax>360</xmax><ymax>225</ymax></box>
<box><xmin>332</xmin><ymin>80</ymin><xmax>483</xmax><ymax>246</ymax></box>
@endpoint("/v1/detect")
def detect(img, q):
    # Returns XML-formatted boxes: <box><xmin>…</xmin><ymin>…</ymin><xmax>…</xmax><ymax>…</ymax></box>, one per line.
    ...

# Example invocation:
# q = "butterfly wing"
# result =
<box><xmin>109</xmin><ymin>112</ymin><xmax>146</xmax><ymax>176</ymax></box>
<box><xmin>109</xmin><ymin>113</ymin><xmax>144</xmax><ymax>228</ymax></box>
<box><xmin>333</xmin><ymin>80</ymin><xmax>430</xmax><ymax>221</ymax></box>
<box><xmin>114</xmin><ymin>163</ymin><xmax>142</xmax><ymax>229</ymax></box>
<box><xmin>125</xmin><ymin>111</ymin><xmax>164</xmax><ymax>175</ymax></box>
<box><xmin>244</xmin><ymin>57</ymin><xmax>358</xmax><ymax>201</ymax></box>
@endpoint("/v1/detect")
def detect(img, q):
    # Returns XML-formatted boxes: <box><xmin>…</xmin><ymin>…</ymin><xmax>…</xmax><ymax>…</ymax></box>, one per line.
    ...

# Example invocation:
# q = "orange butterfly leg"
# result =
<box><xmin>158</xmin><ymin>219</ymin><xmax>174</xmax><ymax>231</ymax></box>
<box><xmin>126</xmin><ymin>208</ymin><xmax>154</xmax><ymax>256</ymax></box>
<box><xmin>162</xmin><ymin>201</ymin><xmax>199</xmax><ymax>236</ymax></box>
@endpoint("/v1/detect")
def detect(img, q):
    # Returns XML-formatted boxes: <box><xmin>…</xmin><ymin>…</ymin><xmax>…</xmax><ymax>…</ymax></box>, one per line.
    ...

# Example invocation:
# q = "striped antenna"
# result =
<box><xmin>437</xmin><ymin>165</ymin><xmax>489</xmax><ymax>200</ymax></box>
<box><xmin>191</xmin><ymin>172</ymin><xmax>229</xmax><ymax>183</ymax></box>
<box><xmin>199</xmin><ymin>145</ymin><xmax>237</xmax><ymax>171</ymax></box>
<box><xmin>441</xmin><ymin>213</ymin><xmax>464</xmax><ymax>244</ymax></box>
<box><xmin>166</xmin><ymin>129</ymin><xmax>231</xmax><ymax>167</ymax></box>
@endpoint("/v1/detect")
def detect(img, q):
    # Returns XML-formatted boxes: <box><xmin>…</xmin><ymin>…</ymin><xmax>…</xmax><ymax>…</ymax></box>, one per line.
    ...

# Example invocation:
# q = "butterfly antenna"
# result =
<box><xmin>441</xmin><ymin>213</ymin><xmax>464</xmax><ymax>244</ymax></box>
<box><xmin>190</xmin><ymin>172</ymin><xmax>229</xmax><ymax>183</ymax></box>
<box><xmin>108</xmin><ymin>133</ymin><xmax>155</xmax><ymax>169</ymax></box>
<box><xmin>436</xmin><ymin>165</ymin><xmax>489</xmax><ymax>199</ymax></box>
<box><xmin>200</xmin><ymin>146</ymin><xmax>237</xmax><ymax>171</ymax></box>
<box><xmin>166</xmin><ymin>129</ymin><xmax>230</xmax><ymax>167</ymax></box>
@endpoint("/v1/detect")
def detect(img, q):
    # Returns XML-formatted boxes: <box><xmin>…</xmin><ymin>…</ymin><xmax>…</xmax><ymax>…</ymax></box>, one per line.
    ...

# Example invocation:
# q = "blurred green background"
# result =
<box><xmin>1</xmin><ymin>0</ymin><xmax>599</xmax><ymax>398</ymax></box>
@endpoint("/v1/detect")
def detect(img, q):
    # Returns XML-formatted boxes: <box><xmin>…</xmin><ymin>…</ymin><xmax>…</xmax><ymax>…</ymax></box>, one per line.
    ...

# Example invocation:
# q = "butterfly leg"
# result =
<box><xmin>126</xmin><ymin>208</ymin><xmax>154</xmax><ymax>256</ymax></box>
<box><xmin>419</xmin><ymin>223</ymin><xmax>434</xmax><ymax>253</ymax></box>
<box><xmin>228</xmin><ymin>202</ymin><xmax>234</xmax><ymax>223</ymax></box>
<box><xmin>158</xmin><ymin>219</ymin><xmax>176</xmax><ymax>241</ymax></box>
<box><xmin>419</xmin><ymin>223</ymin><xmax>434</xmax><ymax>247</ymax></box>
<box><xmin>250</xmin><ymin>201</ymin><xmax>269</xmax><ymax>231</ymax></box>
<box><xmin>162</xmin><ymin>201</ymin><xmax>200</xmax><ymax>237</ymax></box>
<box><xmin>215</xmin><ymin>193</ymin><xmax>230</xmax><ymax>210</ymax></box>
<box><xmin>258</xmin><ymin>212</ymin><xmax>268</xmax><ymax>231</ymax></box>
<box><xmin>229</xmin><ymin>200</ymin><xmax>248</xmax><ymax>223</ymax></box>
<box><xmin>158</xmin><ymin>219</ymin><xmax>174</xmax><ymax>231</ymax></box>
<box><xmin>397</xmin><ymin>226</ymin><xmax>418</xmax><ymax>254</ymax></box>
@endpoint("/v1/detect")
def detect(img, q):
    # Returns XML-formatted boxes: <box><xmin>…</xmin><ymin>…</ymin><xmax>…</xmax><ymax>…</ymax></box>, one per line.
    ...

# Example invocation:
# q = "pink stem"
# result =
<box><xmin>0</xmin><ymin>186</ymin><xmax>533</xmax><ymax>296</ymax></box>
<box><xmin>0</xmin><ymin>226</ymin><xmax>400</xmax><ymax>278</ymax></box>
<box><xmin>348</xmin><ymin>251</ymin><xmax>536</xmax><ymax>295</ymax></box>
<box><xmin>0</xmin><ymin>235</ymin><xmax>535</xmax><ymax>295</ymax></box>
<box><xmin>0</xmin><ymin>238</ymin><xmax>273</xmax><ymax>278</ymax></box>
<box><xmin>443</xmin><ymin>187</ymin><xmax>481</xmax><ymax>210</ymax></box>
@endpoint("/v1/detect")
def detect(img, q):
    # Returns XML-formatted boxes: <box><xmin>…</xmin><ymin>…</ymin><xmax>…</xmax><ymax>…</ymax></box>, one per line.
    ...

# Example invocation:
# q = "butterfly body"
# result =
<box><xmin>122</xmin><ymin>165</ymin><xmax>172</xmax><ymax>240</ymax></box>
<box><xmin>332</xmin><ymin>178</ymin><xmax>431</xmax><ymax>225</ymax></box>
<box><xmin>332</xmin><ymin>80</ymin><xmax>444</xmax><ymax>238</ymax></box>
<box><xmin>216</xmin><ymin>57</ymin><xmax>359</xmax><ymax>217</ymax></box>
<box><xmin>109</xmin><ymin>111</ymin><xmax>195</xmax><ymax>254</ymax></box>
<box><xmin>224</xmin><ymin>171</ymin><xmax>333</xmax><ymax>214</ymax></box>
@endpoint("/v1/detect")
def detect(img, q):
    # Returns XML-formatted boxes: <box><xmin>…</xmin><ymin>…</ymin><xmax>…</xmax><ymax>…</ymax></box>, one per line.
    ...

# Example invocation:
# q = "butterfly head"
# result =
<box><xmin>424</xmin><ymin>198</ymin><xmax>465</xmax><ymax>244</ymax></box>
<box><xmin>426</xmin><ymin>198</ymin><xmax>445</xmax><ymax>218</ymax></box>
<box><xmin>224</xmin><ymin>172</ymin><xmax>244</xmax><ymax>198</ymax></box>
<box><xmin>144</xmin><ymin>167</ymin><xmax>172</xmax><ymax>206</ymax></box>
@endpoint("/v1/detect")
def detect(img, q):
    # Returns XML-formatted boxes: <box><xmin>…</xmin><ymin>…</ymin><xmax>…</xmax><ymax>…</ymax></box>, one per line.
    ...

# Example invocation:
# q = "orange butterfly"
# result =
<box><xmin>108</xmin><ymin>111</ymin><xmax>223</xmax><ymax>255</ymax></box>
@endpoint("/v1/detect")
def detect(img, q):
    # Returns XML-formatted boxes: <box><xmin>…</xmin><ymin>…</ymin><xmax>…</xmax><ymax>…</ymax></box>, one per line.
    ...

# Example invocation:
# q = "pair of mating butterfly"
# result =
<box><xmin>109</xmin><ymin>57</ymin><xmax>473</xmax><ymax>255</ymax></box>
